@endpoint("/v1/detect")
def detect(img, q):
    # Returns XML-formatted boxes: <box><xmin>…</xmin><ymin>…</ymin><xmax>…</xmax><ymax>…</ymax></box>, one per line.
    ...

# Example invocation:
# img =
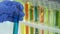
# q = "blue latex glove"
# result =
<box><xmin>0</xmin><ymin>1</ymin><xmax>24</xmax><ymax>22</ymax></box>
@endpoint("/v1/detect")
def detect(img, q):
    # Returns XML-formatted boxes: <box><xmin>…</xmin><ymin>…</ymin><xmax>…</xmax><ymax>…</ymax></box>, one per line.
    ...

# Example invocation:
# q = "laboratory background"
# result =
<box><xmin>0</xmin><ymin>0</ymin><xmax>60</xmax><ymax>34</ymax></box>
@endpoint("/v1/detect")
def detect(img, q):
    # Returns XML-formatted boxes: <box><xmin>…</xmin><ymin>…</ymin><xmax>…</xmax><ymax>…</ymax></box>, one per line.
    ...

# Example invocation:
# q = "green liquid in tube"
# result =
<box><xmin>30</xmin><ymin>6</ymin><xmax>34</xmax><ymax>34</ymax></box>
<box><xmin>34</xmin><ymin>6</ymin><xmax>39</xmax><ymax>34</ymax></box>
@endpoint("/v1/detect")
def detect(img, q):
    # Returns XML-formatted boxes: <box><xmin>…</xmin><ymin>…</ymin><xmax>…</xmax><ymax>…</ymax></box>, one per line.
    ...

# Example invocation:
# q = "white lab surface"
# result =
<box><xmin>0</xmin><ymin>21</ymin><xmax>14</xmax><ymax>34</ymax></box>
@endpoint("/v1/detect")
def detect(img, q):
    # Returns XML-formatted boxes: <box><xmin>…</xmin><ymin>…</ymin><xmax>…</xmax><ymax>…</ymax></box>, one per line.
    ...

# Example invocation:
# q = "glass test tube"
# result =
<box><xmin>43</xmin><ymin>0</ymin><xmax>49</xmax><ymax>34</ymax></box>
<box><xmin>29</xmin><ymin>0</ymin><xmax>35</xmax><ymax>34</ymax></box>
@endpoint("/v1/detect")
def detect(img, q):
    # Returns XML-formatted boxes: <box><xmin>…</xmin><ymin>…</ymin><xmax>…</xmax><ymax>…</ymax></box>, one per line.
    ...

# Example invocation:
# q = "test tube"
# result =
<box><xmin>55</xmin><ymin>2</ymin><xmax>59</xmax><ymax>34</ymax></box>
<box><xmin>33</xmin><ymin>0</ymin><xmax>39</xmax><ymax>34</ymax></box>
<box><xmin>29</xmin><ymin>0</ymin><xmax>35</xmax><ymax>34</ymax></box>
<box><xmin>38</xmin><ymin>0</ymin><xmax>44</xmax><ymax>34</ymax></box>
<box><xmin>24</xmin><ymin>0</ymin><xmax>30</xmax><ymax>34</ymax></box>
<box><xmin>43</xmin><ymin>0</ymin><xmax>49</xmax><ymax>34</ymax></box>
<box><xmin>56</xmin><ymin>3</ymin><xmax>60</xmax><ymax>34</ymax></box>
<box><xmin>48</xmin><ymin>1</ymin><xmax>56</xmax><ymax>34</ymax></box>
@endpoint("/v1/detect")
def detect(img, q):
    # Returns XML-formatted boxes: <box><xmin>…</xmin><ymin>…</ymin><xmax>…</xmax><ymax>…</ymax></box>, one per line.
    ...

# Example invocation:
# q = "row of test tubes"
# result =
<box><xmin>18</xmin><ymin>0</ymin><xmax>60</xmax><ymax>34</ymax></box>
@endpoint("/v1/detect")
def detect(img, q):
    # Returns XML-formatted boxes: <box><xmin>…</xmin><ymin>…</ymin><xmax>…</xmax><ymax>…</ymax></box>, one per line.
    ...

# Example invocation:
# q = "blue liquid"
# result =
<box><xmin>13</xmin><ymin>16</ymin><xmax>19</xmax><ymax>34</ymax></box>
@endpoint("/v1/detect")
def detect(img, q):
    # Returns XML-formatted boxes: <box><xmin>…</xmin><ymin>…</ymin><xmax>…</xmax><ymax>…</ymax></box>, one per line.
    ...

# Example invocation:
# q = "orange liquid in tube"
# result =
<box><xmin>40</xmin><ymin>7</ymin><xmax>44</xmax><ymax>23</ymax></box>
<box><xmin>25</xmin><ymin>1</ymin><xmax>29</xmax><ymax>34</ymax></box>
<box><xmin>40</xmin><ymin>7</ymin><xmax>44</xmax><ymax>34</ymax></box>
<box><xmin>25</xmin><ymin>2</ymin><xmax>28</xmax><ymax>20</ymax></box>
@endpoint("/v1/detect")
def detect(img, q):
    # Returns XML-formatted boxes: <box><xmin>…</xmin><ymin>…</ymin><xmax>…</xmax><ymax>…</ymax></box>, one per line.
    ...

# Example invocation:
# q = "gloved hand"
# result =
<box><xmin>0</xmin><ymin>1</ymin><xmax>24</xmax><ymax>22</ymax></box>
